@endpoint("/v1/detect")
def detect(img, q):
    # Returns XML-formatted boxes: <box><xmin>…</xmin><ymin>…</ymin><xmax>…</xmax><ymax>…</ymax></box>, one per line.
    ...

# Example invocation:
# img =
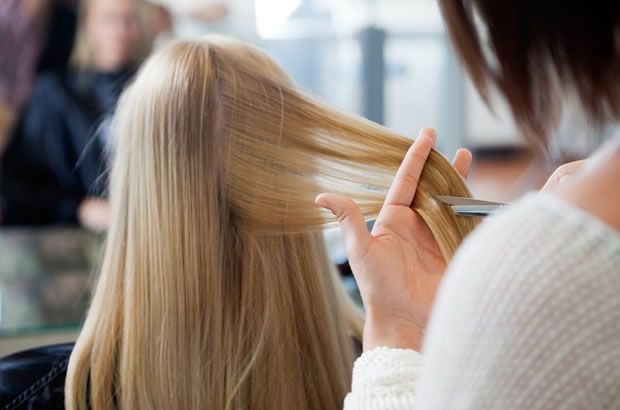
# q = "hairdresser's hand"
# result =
<box><xmin>541</xmin><ymin>159</ymin><xmax>586</xmax><ymax>193</ymax></box>
<box><xmin>539</xmin><ymin>137</ymin><xmax>620</xmax><ymax>231</ymax></box>
<box><xmin>550</xmin><ymin>139</ymin><xmax>620</xmax><ymax>231</ymax></box>
<box><xmin>315</xmin><ymin>128</ymin><xmax>472</xmax><ymax>352</ymax></box>
<box><xmin>78</xmin><ymin>197</ymin><xmax>110</xmax><ymax>233</ymax></box>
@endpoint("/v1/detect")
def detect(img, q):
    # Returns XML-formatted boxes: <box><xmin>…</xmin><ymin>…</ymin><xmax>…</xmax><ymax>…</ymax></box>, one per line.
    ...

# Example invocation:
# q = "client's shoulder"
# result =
<box><xmin>0</xmin><ymin>343</ymin><xmax>73</xmax><ymax>409</ymax></box>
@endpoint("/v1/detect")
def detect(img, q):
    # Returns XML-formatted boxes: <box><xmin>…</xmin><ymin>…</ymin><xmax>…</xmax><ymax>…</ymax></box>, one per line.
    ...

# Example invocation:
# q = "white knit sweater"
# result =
<box><xmin>345</xmin><ymin>193</ymin><xmax>620</xmax><ymax>409</ymax></box>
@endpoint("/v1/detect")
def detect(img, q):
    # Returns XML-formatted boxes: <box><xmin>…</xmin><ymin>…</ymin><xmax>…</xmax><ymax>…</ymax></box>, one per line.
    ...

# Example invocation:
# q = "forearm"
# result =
<box><xmin>0</xmin><ymin>103</ymin><xmax>16</xmax><ymax>154</ymax></box>
<box><xmin>363</xmin><ymin>310</ymin><xmax>424</xmax><ymax>352</ymax></box>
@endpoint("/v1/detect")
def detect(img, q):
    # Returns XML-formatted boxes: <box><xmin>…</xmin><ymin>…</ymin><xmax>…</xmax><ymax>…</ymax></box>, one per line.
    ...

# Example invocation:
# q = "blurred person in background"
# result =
<box><xmin>0</xmin><ymin>0</ymin><xmax>93</xmax><ymax>155</ymax></box>
<box><xmin>0</xmin><ymin>0</ymin><xmax>155</xmax><ymax>231</ymax></box>
<box><xmin>0</xmin><ymin>0</ymin><xmax>54</xmax><ymax>154</ymax></box>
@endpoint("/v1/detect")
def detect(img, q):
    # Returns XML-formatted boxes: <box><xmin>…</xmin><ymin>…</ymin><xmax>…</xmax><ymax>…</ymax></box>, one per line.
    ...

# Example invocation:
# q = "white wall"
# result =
<box><xmin>464</xmin><ymin>78</ymin><xmax>523</xmax><ymax>148</ymax></box>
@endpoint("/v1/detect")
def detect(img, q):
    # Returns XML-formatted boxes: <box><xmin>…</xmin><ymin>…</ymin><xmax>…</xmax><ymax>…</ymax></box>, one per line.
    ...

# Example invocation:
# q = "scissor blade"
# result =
<box><xmin>433</xmin><ymin>195</ymin><xmax>506</xmax><ymax>206</ymax></box>
<box><xmin>451</xmin><ymin>204</ymin><xmax>504</xmax><ymax>217</ymax></box>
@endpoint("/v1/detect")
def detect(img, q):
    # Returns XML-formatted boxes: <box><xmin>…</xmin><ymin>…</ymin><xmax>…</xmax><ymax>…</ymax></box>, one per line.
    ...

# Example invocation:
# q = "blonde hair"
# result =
<box><xmin>70</xmin><ymin>0</ymin><xmax>152</xmax><ymax>70</ymax></box>
<box><xmin>66</xmin><ymin>36</ymin><xmax>479</xmax><ymax>410</ymax></box>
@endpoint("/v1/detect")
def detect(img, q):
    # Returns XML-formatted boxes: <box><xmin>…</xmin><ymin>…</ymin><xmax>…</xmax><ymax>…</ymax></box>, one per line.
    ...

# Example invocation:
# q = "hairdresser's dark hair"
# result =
<box><xmin>439</xmin><ymin>1</ymin><xmax>620</xmax><ymax>141</ymax></box>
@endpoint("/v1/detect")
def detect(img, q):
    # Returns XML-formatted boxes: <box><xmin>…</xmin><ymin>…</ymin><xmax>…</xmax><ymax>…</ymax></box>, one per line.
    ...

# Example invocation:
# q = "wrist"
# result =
<box><xmin>363</xmin><ymin>310</ymin><xmax>424</xmax><ymax>352</ymax></box>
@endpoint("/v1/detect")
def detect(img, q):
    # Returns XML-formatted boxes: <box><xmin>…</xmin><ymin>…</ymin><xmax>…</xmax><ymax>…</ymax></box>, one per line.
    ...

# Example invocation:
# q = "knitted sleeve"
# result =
<box><xmin>345</xmin><ymin>193</ymin><xmax>620</xmax><ymax>409</ymax></box>
<box><xmin>344</xmin><ymin>347</ymin><xmax>422</xmax><ymax>410</ymax></box>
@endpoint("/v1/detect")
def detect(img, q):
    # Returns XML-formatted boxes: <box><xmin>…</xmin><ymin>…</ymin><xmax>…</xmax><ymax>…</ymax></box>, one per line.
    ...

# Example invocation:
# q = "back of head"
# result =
<box><xmin>66</xmin><ymin>36</ymin><xmax>478</xmax><ymax>409</ymax></box>
<box><xmin>439</xmin><ymin>1</ymin><xmax>620</xmax><ymax>142</ymax></box>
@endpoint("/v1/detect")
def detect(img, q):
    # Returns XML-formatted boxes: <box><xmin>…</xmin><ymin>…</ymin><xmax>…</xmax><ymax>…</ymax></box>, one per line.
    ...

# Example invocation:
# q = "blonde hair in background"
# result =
<box><xmin>70</xmin><ymin>0</ymin><xmax>152</xmax><ymax>70</ymax></box>
<box><xmin>66</xmin><ymin>36</ymin><xmax>479</xmax><ymax>410</ymax></box>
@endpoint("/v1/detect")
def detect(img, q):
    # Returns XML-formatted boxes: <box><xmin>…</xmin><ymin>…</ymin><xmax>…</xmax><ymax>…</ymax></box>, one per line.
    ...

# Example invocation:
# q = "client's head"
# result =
<box><xmin>66</xmin><ymin>36</ymin><xmax>478</xmax><ymax>410</ymax></box>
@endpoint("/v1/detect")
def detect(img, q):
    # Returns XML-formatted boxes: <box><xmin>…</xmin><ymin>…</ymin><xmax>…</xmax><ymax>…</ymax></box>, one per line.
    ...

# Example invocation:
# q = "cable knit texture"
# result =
<box><xmin>345</xmin><ymin>193</ymin><xmax>620</xmax><ymax>409</ymax></box>
<box><xmin>344</xmin><ymin>347</ymin><xmax>422</xmax><ymax>410</ymax></box>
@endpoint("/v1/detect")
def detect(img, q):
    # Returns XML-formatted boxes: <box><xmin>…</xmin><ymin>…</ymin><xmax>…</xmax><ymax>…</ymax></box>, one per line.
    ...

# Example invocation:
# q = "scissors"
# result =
<box><xmin>433</xmin><ymin>195</ymin><xmax>507</xmax><ymax>217</ymax></box>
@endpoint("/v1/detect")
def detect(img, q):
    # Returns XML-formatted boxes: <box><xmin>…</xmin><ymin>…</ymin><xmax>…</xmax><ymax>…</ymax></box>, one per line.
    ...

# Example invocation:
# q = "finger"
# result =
<box><xmin>384</xmin><ymin>128</ymin><xmax>436</xmax><ymax>207</ymax></box>
<box><xmin>315</xmin><ymin>193</ymin><xmax>372</xmax><ymax>259</ymax></box>
<box><xmin>452</xmin><ymin>148</ymin><xmax>473</xmax><ymax>180</ymax></box>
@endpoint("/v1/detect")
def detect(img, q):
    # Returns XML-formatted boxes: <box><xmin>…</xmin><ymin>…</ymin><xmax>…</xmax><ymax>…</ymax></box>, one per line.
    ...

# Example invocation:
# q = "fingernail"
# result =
<box><xmin>420</xmin><ymin>128</ymin><xmax>437</xmax><ymax>143</ymax></box>
<box><xmin>314</xmin><ymin>195</ymin><xmax>328</xmax><ymax>208</ymax></box>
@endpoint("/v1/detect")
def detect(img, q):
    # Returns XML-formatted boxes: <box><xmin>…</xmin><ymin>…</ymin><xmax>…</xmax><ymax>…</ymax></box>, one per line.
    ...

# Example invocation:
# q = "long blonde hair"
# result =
<box><xmin>66</xmin><ymin>36</ymin><xmax>478</xmax><ymax>410</ymax></box>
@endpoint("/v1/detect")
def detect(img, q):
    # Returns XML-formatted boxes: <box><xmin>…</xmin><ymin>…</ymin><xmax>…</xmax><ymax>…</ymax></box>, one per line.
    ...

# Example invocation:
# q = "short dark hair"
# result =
<box><xmin>439</xmin><ymin>0</ymin><xmax>620</xmax><ymax>142</ymax></box>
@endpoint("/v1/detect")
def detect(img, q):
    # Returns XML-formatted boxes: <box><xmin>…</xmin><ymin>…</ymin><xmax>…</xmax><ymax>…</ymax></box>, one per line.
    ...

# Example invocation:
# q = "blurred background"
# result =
<box><xmin>0</xmin><ymin>0</ymin><xmax>606</xmax><ymax>355</ymax></box>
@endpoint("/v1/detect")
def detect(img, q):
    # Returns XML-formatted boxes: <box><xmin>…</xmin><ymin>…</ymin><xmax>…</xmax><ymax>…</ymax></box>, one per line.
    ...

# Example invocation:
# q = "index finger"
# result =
<box><xmin>383</xmin><ymin>128</ymin><xmax>436</xmax><ymax>207</ymax></box>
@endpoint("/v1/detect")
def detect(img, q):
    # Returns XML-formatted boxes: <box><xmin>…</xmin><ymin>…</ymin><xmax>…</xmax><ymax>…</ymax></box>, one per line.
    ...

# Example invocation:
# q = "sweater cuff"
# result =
<box><xmin>344</xmin><ymin>347</ymin><xmax>422</xmax><ymax>410</ymax></box>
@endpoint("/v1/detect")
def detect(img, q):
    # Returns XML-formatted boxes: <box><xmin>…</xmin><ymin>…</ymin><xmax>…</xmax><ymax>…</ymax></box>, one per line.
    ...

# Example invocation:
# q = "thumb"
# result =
<box><xmin>315</xmin><ymin>193</ymin><xmax>372</xmax><ymax>260</ymax></box>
